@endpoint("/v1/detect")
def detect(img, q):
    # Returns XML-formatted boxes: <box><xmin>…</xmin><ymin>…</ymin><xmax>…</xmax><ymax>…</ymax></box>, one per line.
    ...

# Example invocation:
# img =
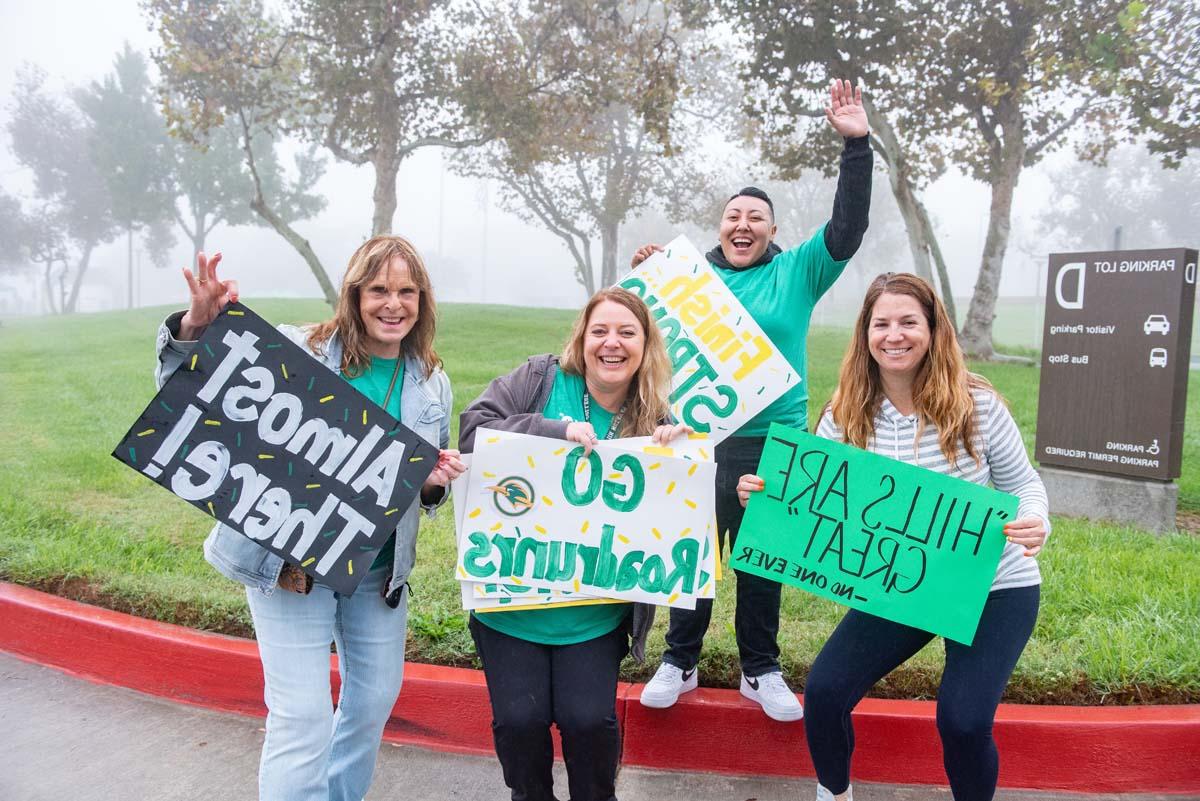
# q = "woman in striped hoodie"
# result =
<box><xmin>737</xmin><ymin>272</ymin><xmax>1049</xmax><ymax>801</ymax></box>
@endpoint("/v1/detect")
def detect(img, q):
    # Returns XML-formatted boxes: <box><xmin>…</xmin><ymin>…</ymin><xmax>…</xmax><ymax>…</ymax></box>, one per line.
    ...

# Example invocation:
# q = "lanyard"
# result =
<box><xmin>382</xmin><ymin>356</ymin><xmax>403</xmax><ymax>410</ymax></box>
<box><xmin>582</xmin><ymin>388</ymin><xmax>629</xmax><ymax>441</ymax></box>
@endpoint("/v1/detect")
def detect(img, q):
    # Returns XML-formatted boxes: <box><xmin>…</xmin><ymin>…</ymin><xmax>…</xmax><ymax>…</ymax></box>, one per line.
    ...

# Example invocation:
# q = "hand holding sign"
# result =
<box><xmin>113</xmin><ymin>302</ymin><xmax>439</xmax><ymax>595</ymax></box>
<box><xmin>455</xmin><ymin>429</ymin><xmax>718</xmax><ymax>609</ymax></box>
<box><xmin>424</xmin><ymin>448</ymin><xmax>467</xmax><ymax>495</ymax></box>
<box><xmin>740</xmin><ymin>468</ymin><xmax>1045</xmax><ymax>556</ymax></box>
<box><xmin>1003</xmin><ymin>516</ymin><xmax>1047</xmax><ymax>557</ymax></box>
<box><xmin>619</xmin><ymin>236</ymin><xmax>795</xmax><ymax>441</ymax></box>
<box><xmin>734</xmin><ymin>424</ymin><xmax>1015</xmax><ymax>645</ymax></box>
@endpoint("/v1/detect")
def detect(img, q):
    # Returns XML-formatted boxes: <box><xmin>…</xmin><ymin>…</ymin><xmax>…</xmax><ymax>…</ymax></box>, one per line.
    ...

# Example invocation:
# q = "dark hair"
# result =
<box><xmin>725</xmin><ymin>186</ymin><xmax>774</xmax><ymax>219</ymax></box>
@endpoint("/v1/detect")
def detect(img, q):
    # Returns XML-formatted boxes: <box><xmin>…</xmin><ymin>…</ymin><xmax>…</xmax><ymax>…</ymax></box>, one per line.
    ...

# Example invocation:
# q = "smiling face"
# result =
<box><xmin>868</xmin><ymin>292</ymin><xmax>931</xmax><ymax>385</ymax></box>
<box><xmin>719</xmin><ymin>194</ymin><xmax>777</xmax><ymax>267</ymax></box>
<box><xmin>582</xmin><ymin>300</ymin><xmax>646</xmax><ymax>398</ymax></box>
<box><xmin>358</xmin><ymin>255</ymin><xmax>419</xmax><ymax>358</ymax></box>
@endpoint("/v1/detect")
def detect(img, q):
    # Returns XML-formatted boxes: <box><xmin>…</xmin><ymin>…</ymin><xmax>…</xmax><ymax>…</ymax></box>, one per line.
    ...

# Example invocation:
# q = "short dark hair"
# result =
<box><xmin>725</xmin><ymin>186</ymin><xmax>774</xmax><ymax>219</ymax></box>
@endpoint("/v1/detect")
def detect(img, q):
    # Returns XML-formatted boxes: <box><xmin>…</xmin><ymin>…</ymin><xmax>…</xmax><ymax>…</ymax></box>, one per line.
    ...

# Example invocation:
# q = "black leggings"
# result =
<box><xmin>469</xmin><ymin>615</ymin><xmax>630</xmax><ymax>801</ymax></box>
<box><xmin>662</xmin><ymin>436</ymin><xmax>784</xmax><ymax>676</ymax></box>
<box><xmin>803</xmin><ymin>585</ymin><xmax>1040</xmax><ymax>801</ymax></box>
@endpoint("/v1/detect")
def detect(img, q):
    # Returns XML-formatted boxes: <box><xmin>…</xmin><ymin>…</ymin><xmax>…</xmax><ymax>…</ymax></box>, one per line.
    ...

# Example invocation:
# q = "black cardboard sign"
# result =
<box><xmin>112</xmin><ymin>302</ymin><xmax>439</xmax><ymax>594</ymax></box>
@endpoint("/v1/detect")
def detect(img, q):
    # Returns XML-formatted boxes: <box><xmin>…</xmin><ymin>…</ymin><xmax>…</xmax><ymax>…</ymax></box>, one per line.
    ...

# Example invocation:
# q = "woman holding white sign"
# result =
<box><xmin>458</xmin><ymin>286</ymin><xmax>686</xmax><ymax>801</ymax></box>
<box><xmin>631</xmin><ymin>78</ymin><xmax>872</xmax><ymax>722</ymax></box>
<box><xmin>154</xmin><ymin>238</ymin><xmax>465</xmax><ymax>801</ymax></box>
<box><xmin>736</xmin><ymin>272</ymin><xmax>1049</xmax><ymax>801</ymax></box>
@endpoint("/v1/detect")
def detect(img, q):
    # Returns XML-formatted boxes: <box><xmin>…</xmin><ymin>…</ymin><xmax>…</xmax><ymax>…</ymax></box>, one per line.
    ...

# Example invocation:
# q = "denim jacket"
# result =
<box><xmin>155</xmin><ymin>311</ymin><xmax>451</xmax><ymax>599</ymax></box>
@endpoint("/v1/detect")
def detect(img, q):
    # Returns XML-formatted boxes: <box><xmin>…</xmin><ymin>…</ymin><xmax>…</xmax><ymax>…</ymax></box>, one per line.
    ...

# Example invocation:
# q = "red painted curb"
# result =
<box><xmin>3</xmin><ymin>582</ymin><xmax>1197</xmax><ymax>793</ymax></box>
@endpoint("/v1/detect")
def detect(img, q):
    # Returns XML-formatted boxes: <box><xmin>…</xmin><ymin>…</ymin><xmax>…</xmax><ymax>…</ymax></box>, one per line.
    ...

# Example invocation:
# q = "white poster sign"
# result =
<box><xmin>455</xmin><ymin>429</ymin><xmax>718</xmax><ymax>609</ymax></box>
<box><xmin>618</xmin><ymin>235</ymin><xmax>795</xmax><ymax>443</ymax></box>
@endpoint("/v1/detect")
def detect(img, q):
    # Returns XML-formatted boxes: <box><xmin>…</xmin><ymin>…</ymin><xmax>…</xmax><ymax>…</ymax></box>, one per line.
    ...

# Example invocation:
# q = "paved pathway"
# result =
<box><xmin>1</xmin><ymin>653</ymin><xmax>1188</xmax><ymax>801</ymax></box>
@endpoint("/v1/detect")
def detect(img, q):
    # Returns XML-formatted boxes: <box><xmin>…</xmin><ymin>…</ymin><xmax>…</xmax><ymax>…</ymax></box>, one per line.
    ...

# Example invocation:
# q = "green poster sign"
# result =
<box><xmin>733</xmin><ymin>423</ymin><xmax>1015</xmax><ymax>644</ymax></box>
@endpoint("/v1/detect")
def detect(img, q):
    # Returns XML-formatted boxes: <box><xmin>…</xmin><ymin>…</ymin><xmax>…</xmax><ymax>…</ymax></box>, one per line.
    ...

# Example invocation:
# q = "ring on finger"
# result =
<box><xmin>198</xmin><ymin>278</ymin><xmax>207</xmax><ymax>285</ymax></box>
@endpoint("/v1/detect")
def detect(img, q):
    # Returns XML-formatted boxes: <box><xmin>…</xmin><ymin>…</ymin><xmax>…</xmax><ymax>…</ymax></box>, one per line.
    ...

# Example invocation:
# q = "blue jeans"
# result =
<box><xmin>804</xmin><ymin>585</ymin><xmax>1040</xmax><ymax>801</ymax></box>
<box><xmin>662</xmin><ymin>436</ymin><xmax>783</xmax><ymax>677</ymax></box>
<box><xmin>245</xmin><ymin>568</ymin><xmax>407</xmax><ymax>801</ymax></box>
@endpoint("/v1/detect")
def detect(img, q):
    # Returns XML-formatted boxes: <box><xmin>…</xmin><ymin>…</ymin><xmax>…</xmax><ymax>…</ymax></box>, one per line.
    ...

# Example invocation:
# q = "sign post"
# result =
<box><xmin>1035</xmin><ymin>248</ymin><xmax>1197</xmax><ymax>531</ymax></box>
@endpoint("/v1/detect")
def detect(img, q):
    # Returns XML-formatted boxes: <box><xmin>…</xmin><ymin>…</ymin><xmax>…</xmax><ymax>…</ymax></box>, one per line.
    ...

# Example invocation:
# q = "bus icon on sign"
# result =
<box><xmin>1144</xmin><ymin>314</ymin><xmax>1170</xmax><ymax>335</ymax></box>
<box><xmin>1150</xmin><ymin>348</ymin><xmax>1168</xmax><ymax>368</ymax></box>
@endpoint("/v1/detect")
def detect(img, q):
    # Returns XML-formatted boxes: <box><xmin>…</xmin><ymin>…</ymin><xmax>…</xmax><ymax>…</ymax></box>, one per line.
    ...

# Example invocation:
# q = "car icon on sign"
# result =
<box><xmin>1144</xmin><ymin>314</ymin><xmax>1170</xmax><ymax>335</ymax></box>
<box><xmin>1150</xmin><ymin>348</ymin><xmax>1168</xmax><ymax>367</ymax></box>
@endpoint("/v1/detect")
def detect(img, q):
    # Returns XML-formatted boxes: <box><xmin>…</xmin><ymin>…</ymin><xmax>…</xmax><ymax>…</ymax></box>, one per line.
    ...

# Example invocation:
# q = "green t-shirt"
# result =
<box><xmin>714</xmin><ymin>223</ymin><xmax>847</xmax><ymax>436</ymax></box>
<box><xmin>472</xmin><ymin>368</ymin><xmax>631</xmax><ymax>645</ymax></box>
<box><xmin>342</xmin><ymin>356</ymin><xmax>404</xmax><ymax>572</ymax></box>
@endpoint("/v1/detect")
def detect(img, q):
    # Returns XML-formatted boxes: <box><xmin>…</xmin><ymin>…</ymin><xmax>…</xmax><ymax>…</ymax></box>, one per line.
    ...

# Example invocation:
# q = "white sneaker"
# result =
<box><xmin>740</xmin><ymin>670</ymin><xmax>803</xmax><ymax>721</ymax></box>
<box><xmin>639</xmin><ymin>662</ymin><xmax>698</xmax><ymax>708</ymax></box>
<box><xmin>815</xmin><ymin>783</ymin><xmax>852</xmax><ymax>801</ymax></box>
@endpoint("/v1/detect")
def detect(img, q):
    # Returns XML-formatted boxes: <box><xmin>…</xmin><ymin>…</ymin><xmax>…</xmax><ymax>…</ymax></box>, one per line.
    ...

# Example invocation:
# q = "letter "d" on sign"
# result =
<box><xmin>1055</xmin><ymin>261</ymin><xmax>1086</xmax><ymax>310</ymax></box>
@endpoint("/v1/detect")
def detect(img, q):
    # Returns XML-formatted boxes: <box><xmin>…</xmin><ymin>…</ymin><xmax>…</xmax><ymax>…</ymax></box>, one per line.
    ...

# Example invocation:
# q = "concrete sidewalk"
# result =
<box><xmin>1</xmin><ymin>652</ymin><xmax>1186</xmax><ymax>801</ymax></box>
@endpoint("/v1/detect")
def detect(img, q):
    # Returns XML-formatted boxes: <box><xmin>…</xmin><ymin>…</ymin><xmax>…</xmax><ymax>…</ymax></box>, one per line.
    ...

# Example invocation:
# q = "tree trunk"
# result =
<box><xmin>371</xmin><ymin>147</ymin><xmax>399</xmax><ymax>236</ymax></box>
<box><xmin>576</xmin><ymin>242</ymin><xmax>597</xmax><ymax>298</ymax></box>
<box><xmin>43</xmin><ymin>262</ymin><xmax>60</xmax><ymax>315</ymax></box>
<box><xmin>959</xmin><ymin>123</ymin><xmax>1025</xmax><ymax>359</ymax></box>
<box><xmin>250</xmin><ymin>196</ymin><xmax>338</xmax><ymax>306</ymax></box>
<box><xmin>923</xmin><ymin>212</ymin><xmax>957</xmax><ymax>326</ymax></box>
<box><xmin>887</xmin><ymin>171</ymin><xmax>935</xmax><ymax>284</ymax></box>
<box><xmin>127</xmin><ymin>226</ymin><xmax>134</xmax><ymax>309</ymax></box>
<box><xmin>65</xmin><ymin>243</ymin><xmax>94</xmax><ymax>314</ymax></box>
<box><xmin>58</xmin><ymin>264</ymin><xmax>68</xmax><ymax>312</ymax></box>
<box><xmin>192</xmin><ymin>212</ymin><xmax>206</xmax><ymax>255</ymax></box>
<box><xmin>599</xmin><ymin>219</ymin><xmax>619</xmax><ymax>288</ymax></box>
<box><xmin>865</xmin><ymin>107</ymin><xmax>933</xmax><ymax>283</ymax></box>
<box><xmin>239</xmin><ymin>114</ymin><xmax>338</xmax><ymax>307</ymax></box>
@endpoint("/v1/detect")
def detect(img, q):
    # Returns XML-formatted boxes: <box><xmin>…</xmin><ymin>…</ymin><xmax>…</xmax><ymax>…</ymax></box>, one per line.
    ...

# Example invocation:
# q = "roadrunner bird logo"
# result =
<box><xmin>489</xmin><ymin>476</ymin><xmax>536</xmax><ymax>517</ymax></box>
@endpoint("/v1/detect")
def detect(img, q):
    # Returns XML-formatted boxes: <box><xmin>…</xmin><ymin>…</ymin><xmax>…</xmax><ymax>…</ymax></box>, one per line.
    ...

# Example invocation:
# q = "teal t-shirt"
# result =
<box><xmin>714</xmin><ymin>223</ymin><xmax>847</xmax><ymax>436</ymax></box>
<box><xmin>342</xmin><ymin>356</ymin><xmax>404</xmax><ymax>572</ymax></box>
<box><xmin>472</xmin><ymin>368</ymin><xmax>631</xmax><ymax>645</ymax></box>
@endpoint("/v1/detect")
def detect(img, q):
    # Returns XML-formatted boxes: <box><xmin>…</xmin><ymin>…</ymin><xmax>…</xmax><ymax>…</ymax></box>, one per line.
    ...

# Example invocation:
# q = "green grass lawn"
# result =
<box><xmin>1</xmin><ymin>300</ymin><xmax>1197</xmax><ymax>704</ymax></box>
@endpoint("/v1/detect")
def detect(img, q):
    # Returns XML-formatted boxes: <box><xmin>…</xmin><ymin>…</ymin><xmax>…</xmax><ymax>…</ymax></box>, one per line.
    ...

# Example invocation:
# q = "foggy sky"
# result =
<box><xmin>0</xmin><ymin>0</ymin><xmax>1160</xmax><ymax>321</ymax></box>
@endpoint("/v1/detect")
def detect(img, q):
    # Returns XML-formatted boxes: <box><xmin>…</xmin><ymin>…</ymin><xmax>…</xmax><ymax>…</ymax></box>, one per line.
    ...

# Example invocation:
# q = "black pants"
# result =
<box><xmin>804</xmin><ymin>585</ymin><xmax>1040</xmax><ymax>801</ymax></box>
<box><xmin>469</xmin><ymin>615</ymin><xmax>630</xmax><ymax>801</ymax></box>
<box><xmin>661</xmin><ymin>436</ymin><xmax>782</xmax><ymax>677</ymax></box>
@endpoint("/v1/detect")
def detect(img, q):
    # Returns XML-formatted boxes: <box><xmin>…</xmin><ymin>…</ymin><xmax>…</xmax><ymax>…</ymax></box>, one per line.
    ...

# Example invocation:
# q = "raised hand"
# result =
<box><xmin>630</xmin><ymin>243</ymin><xmax>663</xmax><ymax>270</ymax></box>
<box><xmin>824</xmin><ymin>79</ymin><xmax>869</xmax><ymax>139</ymax></box>
<box><xmin>180</xmin><ymin>251</ymin><xmax>239</xmax><ymax>340</ymax></box>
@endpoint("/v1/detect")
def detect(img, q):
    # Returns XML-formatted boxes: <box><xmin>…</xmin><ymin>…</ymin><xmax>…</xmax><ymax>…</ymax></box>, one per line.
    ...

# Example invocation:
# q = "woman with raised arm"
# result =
<box><xmin>633</xmin><ymin>79</ymin><xmax>873</xmax><ymax>722</ymax></box>
<box><xmin>458</xmin><ymin>286</ymin><xmax>688</xmax><ymax>801</ymax></box>
<box><xmin>155</xmin><ymin>239</ymin><xmax>465</xmax><ymax>801</ymax></box>
<box><xmin>736</xmin><ymin>272</ymin><xmax>1049</xmax><ymax>801</ymax></box>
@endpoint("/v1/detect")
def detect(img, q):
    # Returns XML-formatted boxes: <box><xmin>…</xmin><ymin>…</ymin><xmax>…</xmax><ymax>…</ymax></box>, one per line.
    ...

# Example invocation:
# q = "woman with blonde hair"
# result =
<box><xmin>459</xmin><ymin>286</ymin><xmax>686</xmax><ymax>801</ymax></box>
<box><xmin>155</xmin><ymin>237</ymin><xmax>465</xmax><ymax>801</ymax></box>
<box><xmin>736</xmin><ymin>273</ymin><xmax>1049</xmax><ymax>801</ymax></box>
